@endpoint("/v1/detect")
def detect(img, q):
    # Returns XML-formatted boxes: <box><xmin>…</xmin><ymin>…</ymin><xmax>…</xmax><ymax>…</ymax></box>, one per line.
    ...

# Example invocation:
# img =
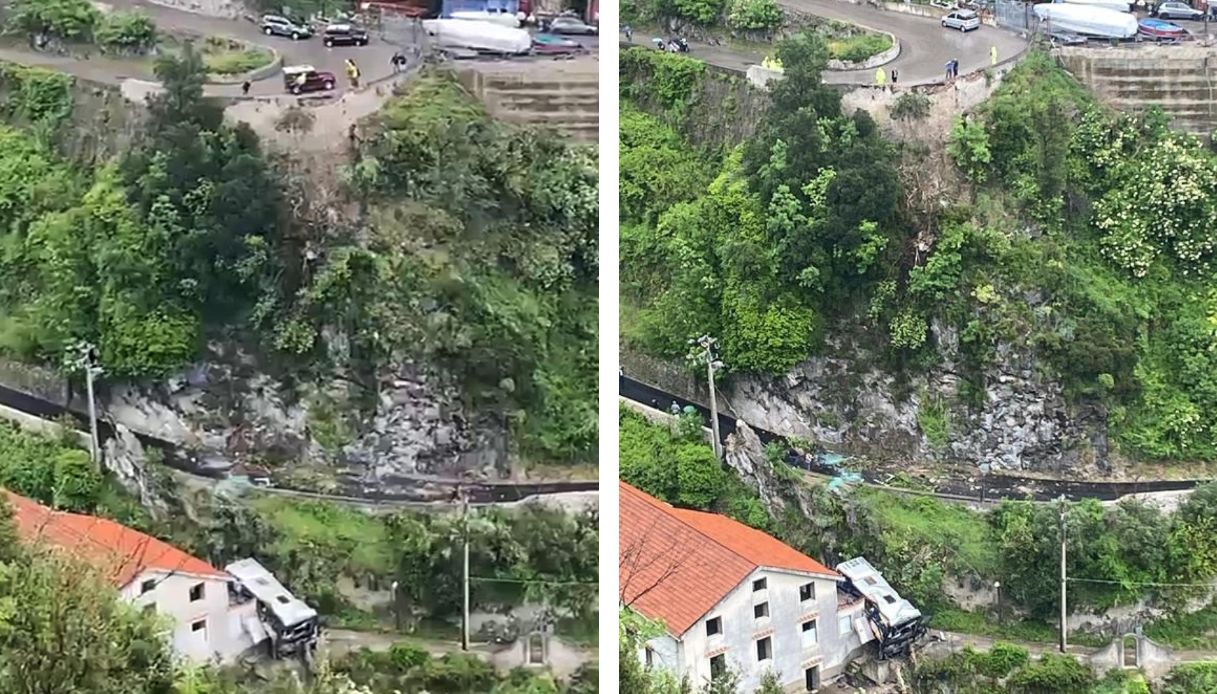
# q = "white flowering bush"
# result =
<box><xmin>1092</xmin><ymin>134</ymin><xmax>1217</xmax><ymax>278</ymax></box>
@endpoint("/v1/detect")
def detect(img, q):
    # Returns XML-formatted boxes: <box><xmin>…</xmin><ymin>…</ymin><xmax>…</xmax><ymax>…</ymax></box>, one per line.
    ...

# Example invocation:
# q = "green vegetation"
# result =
<box><xmin>94</xmin><ymin>10</ymin><xmax>157</xmax><ymax>53</ymax></box>
<box><xmin>198</xmin><ymin>36</ymin><xmax>273</xmax><ymax>75</ymax></box>
<box><xmin>0</xmin><ymin>43</ymin><xmax>594</xmax><ymax>467</ymax></box>
<box><xmin>826</xmin><ymin>32</ymin><xmax>892</xmax><ymax>63</ymax></box>
<box><xmin>1162</xmin><ymin>663</ymin><xmax>1217</xmax><ymax>694</ymax></box>
<box><xmin>913</xmin><ymin>645</ymin><xmax>1152</xmax><ymax>694</ymax></box>
<box><xmin>625</xmin><ymin>39</ymin><xmax>1217</xmax><ymax>463</ymax></box>
<box><xmin>6</xmin><ymin>0</ymin><xmax>100</xmax><ymax>41</ymax></box>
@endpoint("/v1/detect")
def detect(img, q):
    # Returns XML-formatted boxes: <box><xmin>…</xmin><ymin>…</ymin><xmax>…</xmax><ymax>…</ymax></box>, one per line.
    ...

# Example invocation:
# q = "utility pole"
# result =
<box><xmin>73</xmin><ymin>342</ymin><xmax>103</xmax><ymax>468</ymax></box>
<box><xmin>1059</xmin><ymin>494</ymin><xmax>1068</xmax><ymax>654</ymax></box>
<box><xmin>461</xmin><ymin>485</ymin><xmax>471</xmax><ymax>652</ymax></box>
<box><xmin>689</xmin><ymin>335</ymin><xmax>725</xmax><ymax>459</ymax></box>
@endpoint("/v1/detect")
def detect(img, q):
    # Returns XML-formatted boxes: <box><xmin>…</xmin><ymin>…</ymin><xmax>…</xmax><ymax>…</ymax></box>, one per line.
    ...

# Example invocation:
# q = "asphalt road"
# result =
<box><xmin>103</xmin><ymin>0</ymin><xmax>598</xmax><ymax>97</ymax></box>
<box><xmin>627</xmin><ymin>1</ymin><xmax>1029</xmax><ymax>85</ymax></box>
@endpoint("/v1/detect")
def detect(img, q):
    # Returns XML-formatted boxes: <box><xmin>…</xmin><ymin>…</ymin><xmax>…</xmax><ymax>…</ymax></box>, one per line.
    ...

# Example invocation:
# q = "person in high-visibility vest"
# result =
<box><xmin>990</xmin><ymin>45</ymin><xmax>998</xmax><ymax>66</ymax></box>
<box><xmin>875</xmin><ymin>68</ymin><xmax>886</xmax><ymax>87</ymax></box>
<box><xmin>345</xmin><ymin>59</ymin><xmax>360</xmax><ymax>88</ymax></box>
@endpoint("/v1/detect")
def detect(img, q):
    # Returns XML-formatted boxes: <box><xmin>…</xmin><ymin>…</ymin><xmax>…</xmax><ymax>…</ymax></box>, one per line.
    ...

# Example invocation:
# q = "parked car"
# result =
<box><xmin>547</xmin><ymin>16</ymin><xmax>598</xmax><ymax>34</ymax></box>
<box><xmin>941</xmin><ymin>9</ymin><xmax>981</xmax><ymax>31</ymax></box>
<box><xmin>1048</xmin><ymin>29</ymin><xmax>1088</xmax><ymax>44</ymax></box>
<box><xmin>283</xmin><ymin>65</ymin><xmax>335</xmax><ymax>94</ymax></box>
<box><xmin>532</xmin><ymin>33</ymin><xmax>583</xmax><ymax>54</ymax></box>
<box><xmin>1155</xmin><ymin>1</ymin><xmax>1204</xmax><ymax>19</ymax></box>
<box><xmin>323</xmin><ymin>23</ymin><xmax>370</xmax><ymax>46</ymax></box>
<box><xmin>261</xmin><ymin>14</ymin><xmax>313</xmax><ymax>39</ymax></box>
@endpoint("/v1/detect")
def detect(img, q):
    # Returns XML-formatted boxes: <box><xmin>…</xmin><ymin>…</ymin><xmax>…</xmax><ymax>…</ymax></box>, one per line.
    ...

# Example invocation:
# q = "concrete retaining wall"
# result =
<box><xmin>1057</xmin><ymin>45</ymin><xmax>1217</xmax><ymax>134</ymax></box>
<box><xmin>142</xmin><ymin>0</ymin><xmax>245</xmax><ymax>18</ymax></box>
<box><xmin>881</xmin><ymin>1</ymin><xmax>952</xmax><ymax>19</ymax></box>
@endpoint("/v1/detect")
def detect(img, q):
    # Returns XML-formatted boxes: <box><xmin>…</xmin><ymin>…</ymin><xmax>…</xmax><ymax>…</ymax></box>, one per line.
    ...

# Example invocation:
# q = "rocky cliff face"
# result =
<box><xmin>98</xmin><ymin>346</ymin><xmax>507</xmax><ymax>497</ymax></box>
<box><xmin>727</xmin><ymin>326</ymin><xmax>1108</xmax><ymax>475</ymax></box>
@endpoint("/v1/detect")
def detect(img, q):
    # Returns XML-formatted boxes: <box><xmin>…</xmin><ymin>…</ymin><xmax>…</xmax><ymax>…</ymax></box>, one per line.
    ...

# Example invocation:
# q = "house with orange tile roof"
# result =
<box><xmin>620</xmin><ymin>481</ymin><xmax>884</xmax><ymax>692</ymax></box>
<box><xmin>4</xmin><ymin>490</ymin><xmax>281</xmax><ymax>664</ymax></box>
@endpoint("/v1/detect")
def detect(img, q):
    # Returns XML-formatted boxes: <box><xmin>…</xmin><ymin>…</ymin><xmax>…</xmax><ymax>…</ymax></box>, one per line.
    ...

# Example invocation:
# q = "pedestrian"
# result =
<box><xmin>624</xmin><ymin>24</ymin><xmax>633</xmax><ymax>42</ymax></box>
<box><xmin>241</xmin><ymin>80</ymin><xmax>251</xmax><ymax>96</ymax></box>
<box><xmin>990</xmin><ymin>45</ymin><xmax>998</xmax><ymax>66</ymax></box>
<box><xmin>945</xmin><ymin>60</ymin><xmax>953</xmax><ymax>82</ymax></box>
<box><xmin>875</xmin><ymin>67</ymin><xmax>886</xmax><ymax>87</ymax></box>
<box><xmin>670</xmin><ymin>401</ymin><xmax>681</xmax><ymax>415</ymax></box>
<box><xmin>890</xmin><ymin>68</ymin><xmax>898</xmax><ymax>85</ymax></box>
<box><xmin>951</xmin><ymin>58</ymin><xmax>960</xmax><ymax>79</ymax></box>
<box><xmin>345</xmin><ymin>58</ymin><xmax>360</xmax><ymax>88</ymax></box>
<box><xmin>391</xmin><ymin>51</ymin><xmax>405</xmax><ymax>73</ymax></box>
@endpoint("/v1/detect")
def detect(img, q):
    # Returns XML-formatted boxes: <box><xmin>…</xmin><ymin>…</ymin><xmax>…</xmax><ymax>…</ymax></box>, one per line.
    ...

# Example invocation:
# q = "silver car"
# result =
<box><xmin>1156</xmin><ymin>1</ymin><xmax>1204</xmax><ymax>19</ymax></box>
<box><xmin>942</xmin><ymin>9</ymin><xmax>981</xmax><ymax>31</ymax></box>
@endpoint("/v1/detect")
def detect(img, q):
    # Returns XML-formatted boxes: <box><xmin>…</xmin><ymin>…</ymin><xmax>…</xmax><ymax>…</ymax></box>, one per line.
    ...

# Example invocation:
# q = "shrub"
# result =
<box><xmin>726</xmin><ymin>0</ymin><xmax>785</xmax><ymax>31</ymax></box>
<box><xmin>827</xmin><ymin>33</ymin><xmax>893</xmax><ymax>64</ymax></box>
<box><xmin>94</xmin><ymin>11</ymin><xmax>157</xmax><ymax>53</ymax></box>
<box><xmin>6</xmin><ymin>0</ymin><xmax>100</xmax><ymax>40</ymax></box>
<box><xmin>891</xmin><ymin>92</ymin><xmax>931</xmax><ymax>121</ymax></box>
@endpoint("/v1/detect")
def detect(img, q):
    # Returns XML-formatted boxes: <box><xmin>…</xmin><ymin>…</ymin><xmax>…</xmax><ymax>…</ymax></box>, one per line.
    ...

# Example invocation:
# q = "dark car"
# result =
<box><xmin>261</xmin><ymin>14</ymin><xmax>313</xmax><ymax>40</ymax></box>
<box><xmin>1048</xmin><ymin>29</ymin><xmax>1087</xmax><ymax>45</ymax></box>
<box><xmin>283</xmin><ymin>65</ymin><xmax>336</xmax><ymax>94</ymax></box>
<box><xmin>532</xmin><ymin>33</ymin><xmax>582</xmax><ymax>54</ymax></box>
<box><xmin>547</xmin><ymin>16</ymin><xmax>597</xmax><ymax>34</ymax></box>
<box><xmin>323</xmin><ymin>23</ymin><xmax>370</xmax><ymax>47</ymax></box>
<box><xmin>1155</xmin><ymin>1</ymin><xmax>1204</xmax><ymax>19</ymax></box>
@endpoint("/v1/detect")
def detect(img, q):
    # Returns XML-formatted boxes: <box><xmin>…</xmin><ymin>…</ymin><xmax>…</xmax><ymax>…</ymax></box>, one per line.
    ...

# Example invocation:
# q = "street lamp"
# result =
<box><xmin>69</xmin><ymin>342</ymin><xmax>103</xmax><ymax>468</ymax></box>
<box><xmin>994</xmin><ymin>581</ymin><xmax>1002</xmax><ymax>621</ymax></box>
<box><xmin>687</xmin><ymin>335</ymin><xmax>724</xmax><ymax>459</ymax></box>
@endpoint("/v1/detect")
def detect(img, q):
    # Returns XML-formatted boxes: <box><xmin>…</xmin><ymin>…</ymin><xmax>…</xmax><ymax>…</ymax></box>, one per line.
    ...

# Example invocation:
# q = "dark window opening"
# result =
<box><xmin>884</xmin><ymin>595</ymin><xmax>897</xmax><ymax>604</ymax></box>
<box><xmin>805</xmin><ymin>666</ymin><xmax>820</xmax><ymax>691</ymax></box>
<box><xmin>706</xmin><ymin>617</ymin><xmax>722</xmax><ymax>636</ymax></box>
<box><xmin>757</xmin><ymin>636</ymin><xmax>772</xmax><ymax>661</ymax></box>
<box><xmin>140</xmin><ymin>579</ymin><xmax>156</xmax><ymax>595</ymax></box>
<box><xmin>754</xmin><ymin>602</ymin><xmax>769</xmax><ymax>619</ymax></box>
<box><xmin>189</xmin><ymin>583</ymin><xmax>204</xmax><ymax>602</ymax></box>
<box><xmin>753</xmin><ymin>577</ymin><xmax>767</xmax><ymax>592</ymax></box>
<box><xmin>191</xmin><ymin>619</ymin><xmax>206</xmax><ymax>632</ymax></box>
<box><xmin>802</xmin><ymin>619</ymin><xmax>817</xmax><ymax>632</ymax></box>
<box><xmin>710</xmin><ymin>654</ymin><xmax>726</xmax><ymax>679</ymax></box>
<box><xmin>800</xmin><ymin>582</ymin><xmax>815</xmax><ymax>602</ymax></box>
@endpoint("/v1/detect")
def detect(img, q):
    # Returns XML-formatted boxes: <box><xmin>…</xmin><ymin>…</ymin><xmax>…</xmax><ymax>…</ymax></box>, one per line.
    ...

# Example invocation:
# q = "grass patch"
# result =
<box><xmin>862</xmin><ymin>489</ymin><xmax>999</xmax><ymax>576</ymax></box>
<box><xmin>200</xmin><ymin>36</ymin><xmax>274</xmax><ymax>75</ymax></box>
<box><xmin>827</xmin><ymin>33</ymin><xmax>893</xmax><ymax>63</ymax></box>
<box><xmin>556</xmin><ymin>613</ymin><xmax>599</xmax><ymax>646</ymax></box>
<box><xmin>931</xmin><ymin>608</ymin><xmax>1107</xmax><ymax>647</ymax></box>
<box><xmin>1145</xmin><ymin>601</ymin><xmax>1217</xmax><ymax>651</ymax></box>
<box><xmin>917</xmin><ymin>391</ymin><xmax>950</xmax><ymax>449</ymax></box>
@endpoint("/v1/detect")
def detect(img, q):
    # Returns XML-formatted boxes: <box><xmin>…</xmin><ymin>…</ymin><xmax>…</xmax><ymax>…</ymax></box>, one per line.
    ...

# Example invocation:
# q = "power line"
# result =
<box><xmin>469</xmin><ymin>576</ymin><xmax>599</xmax><ymax>587</ymax></box>
<box><xmin>1067</xmin><ymin>577</ymin><xmax>1217</xmax><ymax>589</ymax></box>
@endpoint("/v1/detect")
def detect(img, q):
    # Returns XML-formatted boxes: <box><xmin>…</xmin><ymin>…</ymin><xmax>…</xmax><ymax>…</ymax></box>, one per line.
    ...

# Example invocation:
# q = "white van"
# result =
<box><xmin>942</xmin><ymin>9</ymin><xmax>981</xmax><ymax>31</ymax></box>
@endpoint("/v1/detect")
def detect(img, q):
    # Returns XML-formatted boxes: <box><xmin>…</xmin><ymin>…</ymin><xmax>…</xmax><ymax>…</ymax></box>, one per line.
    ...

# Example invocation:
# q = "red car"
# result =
<box><xmin>282</xmin><ymin>65</ymin><xmax>336</xmax><ymax>94</ymax></box>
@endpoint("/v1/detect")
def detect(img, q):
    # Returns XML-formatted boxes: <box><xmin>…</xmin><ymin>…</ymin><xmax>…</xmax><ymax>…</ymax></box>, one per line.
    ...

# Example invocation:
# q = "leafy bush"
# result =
<box><xmin>726</xmin><ymin>0</ymin><xmax>784</xmax><ymax>31</ymax></box>
<box><xmin>827</xmin><ymin>33</ymin><xmax>893</xmax><ymax>63</ymax></box>
<box><xmin>200</xmin><ymin>37</ymin><xmax>273</xmax><ymax>75</ymax></box>
<box><xmin>672</xmin><ymin>0</ymin><xmax>726</xmax><ymax>24</ymax></box>
<box><xmin>620</xmin><ymin>47</ymin><xmax>707</xmax><ymax>115</ymax></box>
<box><xmin>94</xmin><ymin>10</ymin><xmax>156</xmax><ymax>52</ymax></box>
<box><xmin>6</xmin><ymin>0</ymin><xmax>100</xmax><ymax>40</ymax></box>
<box><xmin>891</xmin><ymin>91</ymin><xmax>931</xmax><ymax>121</ymax></box>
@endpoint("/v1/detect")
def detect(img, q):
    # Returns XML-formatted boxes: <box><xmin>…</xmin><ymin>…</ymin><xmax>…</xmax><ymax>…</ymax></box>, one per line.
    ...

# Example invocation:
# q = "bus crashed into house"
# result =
<box><xmin>837</xmin><ymin>557</ymin><xmax>930</xmax><ymax>660</ymax></box>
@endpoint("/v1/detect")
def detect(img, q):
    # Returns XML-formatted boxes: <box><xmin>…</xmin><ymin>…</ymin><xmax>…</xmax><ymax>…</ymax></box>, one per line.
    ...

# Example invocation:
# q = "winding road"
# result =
<box><xmin>626</xmin><ymin>0</ymin><xmax>1028</xmax><ymax>85</ymax></box>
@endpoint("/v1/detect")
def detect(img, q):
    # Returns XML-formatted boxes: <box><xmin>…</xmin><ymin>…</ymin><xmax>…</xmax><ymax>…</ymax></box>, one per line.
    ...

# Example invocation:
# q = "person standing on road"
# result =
<box><xmin>624</xmin><ymin>24</ymin><xmax>633</xmax><ymax>42</ymax></box>
<box><xmin>990</xmin><ymin>45</ymin><xmax>998</xmax><ymax>66</ymax></box>
<box><xmin>875</xmin><ymin>67</ymin><xmax>886</xmax><ymax>87</ymax></box>
<box><xmin>241</xmin><ymin>80</ymin><xmax>251</xmax><ymax>96</ymax></box>
<box><xmin>345</xmin><ymin>58</ymin><xmax>360</xmax><ymax>88</ymax></box>
<box><xmin>945</xmin><ymin>60</ymin><xmax>953</xmax><ymax>82</ymax></box>
<box><xmin>890</xmin><ymin>68</ymin><xmax>898</xmax><ymax>85</ymax></box>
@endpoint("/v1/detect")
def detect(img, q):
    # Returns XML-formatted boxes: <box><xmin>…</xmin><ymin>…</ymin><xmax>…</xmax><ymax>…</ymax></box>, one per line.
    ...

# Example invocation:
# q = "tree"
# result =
<box><xmin>0</xmin><ymin>547</ymin><xmax>177</xmax><ymax>694</ymax></box>
<box><xmin>6</xmin><ymin>0</ymin><xmax>100</xmax><ymax>40</ymax></box>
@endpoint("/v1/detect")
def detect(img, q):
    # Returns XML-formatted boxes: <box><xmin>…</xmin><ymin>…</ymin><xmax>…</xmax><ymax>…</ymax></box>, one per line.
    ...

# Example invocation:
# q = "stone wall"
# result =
<box><xmin>1057</xmin><ymin>45</ymin><xmax>1217</xmax><ymax>135</ymax></box>
<box><xmin>457</xmin><ymin>60</ymin><xmax>598</xmax><ymax>142</ymax></box>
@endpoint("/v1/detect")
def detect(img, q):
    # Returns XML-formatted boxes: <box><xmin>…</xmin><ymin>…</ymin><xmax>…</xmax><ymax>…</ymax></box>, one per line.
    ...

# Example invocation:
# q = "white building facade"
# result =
<box><xmin>643</xmin><ymin>567</ymin><xmax>862</xmax><ymax>692</ymax></box>
<box><xmin>122</xmin><ymin>569</ymin><xmax>261</xmax><ymax>663</ymax></box>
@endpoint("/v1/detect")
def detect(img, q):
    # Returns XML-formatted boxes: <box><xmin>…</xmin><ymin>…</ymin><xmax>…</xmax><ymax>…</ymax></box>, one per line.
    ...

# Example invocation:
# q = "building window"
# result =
<box><xmin>706</xmin><ymin>616</ymin><xmax>722</xmax><ymax>636</ymax></box>
<box><xmin>645</xmin><ymin>647</ymin><xmax>654</xmax><ymax>668</ymax></box>
<box><xmin>756</xmin><ymin>636</ymin><xmax>772</xmax><ymax>661</ymax></box>
<box><xmin>140</xmin><ymin>579</ymin><xmax>156</xmax><ymax>595</ymax></box>
<box><xmin>754</xmin><ymin>602</ymin><xmax>769</xmax><ymax>619</ymax></box>
<box><xmin>800</xmin><ymin>582</ymin><xmax>815</xmax><ymax>602</ymax></box>
<box><xmin>884</xmin><ymin>595</ymin><xmax>897</xmax><ymax>604</ymax></box>
<box><xmin>142</xmin><ymin>603</ymin><xmax>156</xmax><ymax>615</ymax></box>
<box><xmin>528</xmin><ymin>633</ymin><xmax>545</xmax><ymax>664</ymax></box>
<box><xmin>753</xmin><ymin>577</ymin><xmax>767</xmax><ymax>592</ymax></box>
<box><xmin>710</xmin><ymin>654</ymin><xmax>726</xmax><ymax>680</ymax></box>
<box><xmin>191</xmin><ymin>619</ymin><xmax>206</xmax><ymax>637</ymax></box>
<box><xmin>839</xmin><ymin>615</ymin><xmax>852</xmax><ymax>638</ymax></box>
<box><xmin>189</xmin><ymin>583</ymin><xmax>204</xmax><ymax>602</ymax></box>
<box><xmin>802</xmin><ymin>618</ymin><xmax>818</xmax><ymax>646</ymax></box>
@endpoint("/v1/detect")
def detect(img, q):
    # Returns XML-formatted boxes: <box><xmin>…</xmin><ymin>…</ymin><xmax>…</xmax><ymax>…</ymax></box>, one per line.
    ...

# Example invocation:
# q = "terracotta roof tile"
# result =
<box><xmin>4</xmin><ymin>490</ymin><xmax>227</xmax><ymax>588</ymax></box>
<box><xmin>619</xmin><ymin>481</ymin><xmax>839</xmax><ymax>637</ymax></box>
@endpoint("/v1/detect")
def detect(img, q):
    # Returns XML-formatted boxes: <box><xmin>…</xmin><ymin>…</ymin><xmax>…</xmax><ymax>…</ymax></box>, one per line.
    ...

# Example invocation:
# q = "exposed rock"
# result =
<box><xmin>102</xmin><ymin>423</ymin><xmax>166</xmax><ymax>514</ymax></box>
<box><xmin>725</xmin><ymin>331</ymin><xmax>1107</xmax><ymax>475</ymax></box>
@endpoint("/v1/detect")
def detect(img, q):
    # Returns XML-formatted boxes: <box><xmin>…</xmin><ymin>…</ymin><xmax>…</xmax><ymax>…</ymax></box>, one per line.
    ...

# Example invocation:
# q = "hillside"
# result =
<box><xmin>621</xmin><ymin>43</ymin><xmax>1217</xmax><ymax>477</ymax></box>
